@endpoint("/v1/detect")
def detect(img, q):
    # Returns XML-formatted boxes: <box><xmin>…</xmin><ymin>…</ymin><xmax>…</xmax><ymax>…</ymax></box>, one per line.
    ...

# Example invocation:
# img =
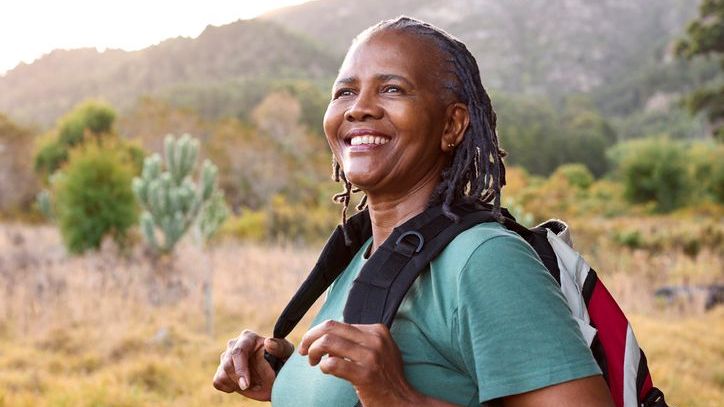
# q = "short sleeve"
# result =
<box><xmin>454</xmin><ymin>234</ymin><xmax>601</xmax><ymax>404</ymax></box>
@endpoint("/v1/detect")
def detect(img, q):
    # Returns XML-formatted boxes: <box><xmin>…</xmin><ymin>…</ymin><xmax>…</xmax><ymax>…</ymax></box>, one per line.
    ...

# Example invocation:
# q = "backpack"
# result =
<box><xmin>267</xmin><ymin>202</ymin><xmax>668</xmax><ymax>407</ymax></box>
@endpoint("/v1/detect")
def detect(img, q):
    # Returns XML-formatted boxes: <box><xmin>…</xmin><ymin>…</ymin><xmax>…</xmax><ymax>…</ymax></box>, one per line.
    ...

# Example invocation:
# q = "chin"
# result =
<box><xmin>343</xmin><ymin>169</ymin><xmax>385</xmax><ymax>192</ymax></box>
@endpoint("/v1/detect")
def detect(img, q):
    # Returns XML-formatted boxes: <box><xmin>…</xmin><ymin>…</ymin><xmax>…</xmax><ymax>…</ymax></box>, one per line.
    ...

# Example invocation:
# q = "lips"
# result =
<box><xmin>343</xmin><ymin>129</ymin><xmax>392</xmax><ymax>146</ymax></box>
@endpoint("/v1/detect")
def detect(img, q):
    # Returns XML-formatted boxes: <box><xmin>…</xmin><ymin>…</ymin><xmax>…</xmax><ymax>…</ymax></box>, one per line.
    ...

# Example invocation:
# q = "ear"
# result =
<box><xmin>440</xmin><ymin>102</ymin><xmax>469</xmax><ymax>153</ymax></box>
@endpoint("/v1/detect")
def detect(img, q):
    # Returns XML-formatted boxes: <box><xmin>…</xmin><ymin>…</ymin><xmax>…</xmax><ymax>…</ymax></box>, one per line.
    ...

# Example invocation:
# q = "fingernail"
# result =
<box><xmin>238</xmin><ymin>377</ymin><xmax>249</xmax><ymax>390</ymax></box>
<box><xmin>268</xmin><ymin>340</ymin><xmax>279</xmax><ymax>352</ymax></box>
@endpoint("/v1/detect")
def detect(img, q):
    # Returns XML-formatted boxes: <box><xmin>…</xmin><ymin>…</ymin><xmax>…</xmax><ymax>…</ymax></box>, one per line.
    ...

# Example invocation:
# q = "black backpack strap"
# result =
<box><xmin>345</xmin><ymin>204</ymin><xmax>506</xmax><ymax>407</ymax></box>
<box><xmin>343</xmin><ymin>204</ymin><xmax>499</xmax><ymax>326</ymax></box>
<box><xmin>266</xmin><ymin>202</ymin><xmax>512</xmax><ymax>378</ymax></box>
<box><xmin>265</xmin><ymin>209</ymin><xmax>372</xmax><ymax>373</ymax></box>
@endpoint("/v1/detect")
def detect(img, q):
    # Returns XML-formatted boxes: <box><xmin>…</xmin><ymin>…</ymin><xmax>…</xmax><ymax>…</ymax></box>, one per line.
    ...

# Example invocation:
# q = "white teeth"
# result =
<box><xmin>350</xmin><ymin>135</ymin><xmax>389</xmax><ymax>146</ymax></box>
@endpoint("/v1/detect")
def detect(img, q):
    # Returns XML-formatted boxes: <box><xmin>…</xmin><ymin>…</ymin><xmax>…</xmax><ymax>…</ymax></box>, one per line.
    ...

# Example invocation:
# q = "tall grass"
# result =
<box><xmin>0</xmin><ymin>220</ymin><xmax>721</xmax><ymax>406</ymax></box>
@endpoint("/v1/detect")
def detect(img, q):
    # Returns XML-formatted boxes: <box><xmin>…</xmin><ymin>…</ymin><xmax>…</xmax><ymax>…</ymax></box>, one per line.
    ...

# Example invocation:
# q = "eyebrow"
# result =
<box><xmin>334</xmin><ymin>73</ymin><xmax>414</xmax><ymax>87</ymax></box>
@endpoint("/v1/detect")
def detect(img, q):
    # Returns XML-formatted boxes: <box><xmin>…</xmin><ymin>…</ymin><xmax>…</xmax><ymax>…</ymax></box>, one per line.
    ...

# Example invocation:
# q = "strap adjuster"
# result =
<box><xmin>394</xmin><ymin>230</ymin><xmax>424</xmax><ymax>256</ymax></box>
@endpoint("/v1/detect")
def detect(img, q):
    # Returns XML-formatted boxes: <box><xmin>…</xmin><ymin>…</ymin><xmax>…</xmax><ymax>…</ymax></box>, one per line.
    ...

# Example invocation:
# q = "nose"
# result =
<box><xmin>344</xmin><ymin>90</ymin><xmax>383</xmax><ymax>122</ymax></box>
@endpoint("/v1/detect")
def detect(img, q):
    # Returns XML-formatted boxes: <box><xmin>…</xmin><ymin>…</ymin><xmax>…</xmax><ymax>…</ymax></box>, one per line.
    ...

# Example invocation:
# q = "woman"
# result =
<box><xmin>213</xmin><ymin>17</ymin><xmax>613</xmax><ymax>406</ymax></box>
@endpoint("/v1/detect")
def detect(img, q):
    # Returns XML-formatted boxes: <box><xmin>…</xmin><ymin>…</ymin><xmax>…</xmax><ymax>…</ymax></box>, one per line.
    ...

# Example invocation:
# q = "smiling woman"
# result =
<box><xmin>213</xmin><ymin>16</ymin><xmax>613</xmax><ymax>407</ymax></box>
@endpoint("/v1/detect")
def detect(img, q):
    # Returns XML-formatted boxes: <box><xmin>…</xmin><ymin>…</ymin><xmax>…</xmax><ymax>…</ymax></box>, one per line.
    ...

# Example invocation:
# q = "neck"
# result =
<box><xmin>365</xmin><ymin>166</ymin><xmax>444</xmax><ymax>255</ymax></box>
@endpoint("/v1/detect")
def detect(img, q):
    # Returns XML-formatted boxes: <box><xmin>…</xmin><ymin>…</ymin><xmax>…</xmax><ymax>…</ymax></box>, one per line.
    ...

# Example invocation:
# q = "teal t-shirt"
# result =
<box><xmin>271</xmin><ymin>222</ymin><xmax>601</xmax><ymax>406</ymax></box>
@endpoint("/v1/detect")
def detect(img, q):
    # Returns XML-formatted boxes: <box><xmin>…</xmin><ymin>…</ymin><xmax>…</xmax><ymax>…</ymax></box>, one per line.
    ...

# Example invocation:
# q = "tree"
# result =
<box><xmin>34</xmin><ymin>100</ymin><xmax>117</xmax><ymax>179</ymax></box>
<box><xmin>675</xmin><ymin>0</ymin><xmax>724</xmax><ymax>140</ymax></box>
<box><xmin>53</xmin><ymin>143</ymin><xmax>138</xmax><ymax>253</ymax></box>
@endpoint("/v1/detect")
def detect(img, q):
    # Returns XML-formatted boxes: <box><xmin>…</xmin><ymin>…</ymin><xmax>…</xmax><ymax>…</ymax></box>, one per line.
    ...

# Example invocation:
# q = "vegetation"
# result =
<box><xmin>133</xmin><ymin>134</ymin><xmax>227</xmax><ymax>254</ymax></box>
<box><xmin>0</xmin><ymin>219</ymin><xmax>720</xmax><ymax>406</ymax></box>
<box><xmin>0</xmin><ymin>1</ymin><xmax>721</xmax><ymax>404</ymax></box>
<box><xmin>495</xmin><ymin>94</ymin><xmax>616</xmax><ymax>177</ymax></box>
<box><xmin>32</xmin><ymin>101</ymin><xmax>145</xmax><ymax>254</ymax></box>
<box><xmin>675</xmin><ymin>0</ymin><xmax>724</xmax><ymax>140</ymax></box>
<box><xmin>34</xmin><ymin>101</ymin><xmax>117</xmax><ymax>179</ymax></box>
<box><xmin>53</xmin><ymin>143</ymin><xmax>138</xmax><ymax>254</ymax></box>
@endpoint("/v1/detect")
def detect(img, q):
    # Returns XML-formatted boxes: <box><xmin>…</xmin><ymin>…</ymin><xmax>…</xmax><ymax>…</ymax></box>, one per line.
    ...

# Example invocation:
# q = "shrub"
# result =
<box><xmin>34</xmin><ymin>100</ymin><xmax>117</xmax><ymax>180</ymax></box>
<box><xmin>609</xmin><ymin>137</ymin><xmax>692</xmax><ymax>212</ymax></box>
<box><xmin>553</xmin><ymin>164</ymin><xmax>594</xmax><ymax>190</ymax></box>
<box><xmin>688</xmin><ymin>142</ymin><xmax>724</xmax><ymax>204</ymax></box>
<box><xmin>54</xmin><ymin>144</ymin><xmax>137</xmax><ymax>254</ymax></box>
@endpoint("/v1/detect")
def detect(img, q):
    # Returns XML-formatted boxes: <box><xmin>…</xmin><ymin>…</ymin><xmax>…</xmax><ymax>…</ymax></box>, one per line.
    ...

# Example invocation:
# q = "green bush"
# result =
<box><xmin>34</xmin><ymin>100</ymin><xmax>117</xmax><ymax>179</ymax></box>
<box><xmin>57</xmin><ymin>100</ymin><xmax>115</xmax><ymax>146</ymax></box>
<box><xmin>688</xmin><ymin>142</ymin><xmax>724</xmax><ymax>204</ymax></box>
<box><xmin>609</xmin><ymin>137</ymin><xmax>692</xmax><ymax>212</ymax></box>
<box><xmin>553</xmin><ymin>164</ymin><xmax>594</xmax><ymax>190</ymax></box>
<box><xmin>54</xmin><ymin>144</ymin><xmax>137</xmax><ymax>254</ymax></box>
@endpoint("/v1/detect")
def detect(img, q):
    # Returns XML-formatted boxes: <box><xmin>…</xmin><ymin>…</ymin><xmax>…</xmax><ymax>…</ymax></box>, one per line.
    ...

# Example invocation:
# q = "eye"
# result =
<box><xmin>382</xmin><ymin>85</ymin><xmax>403</xmax><ymax>94</ymax></box>
<box><xmin>333</xmin><ymin>88</ymin><xmax>355</xmax><ymax>99</ymax></box>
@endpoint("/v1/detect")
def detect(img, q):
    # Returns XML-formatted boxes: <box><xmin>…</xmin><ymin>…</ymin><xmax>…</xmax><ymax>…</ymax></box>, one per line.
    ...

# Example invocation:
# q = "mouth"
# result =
<box><xmin>343</xmin><ymin>129</ymin><xmax>392</xmax><ymax>147</ymax></box>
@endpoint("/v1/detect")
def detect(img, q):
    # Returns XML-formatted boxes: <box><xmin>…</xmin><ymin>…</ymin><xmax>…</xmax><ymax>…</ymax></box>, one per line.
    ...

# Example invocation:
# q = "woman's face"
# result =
<box><xmin>323</xmin><ymin>30</ymin><xmax>456</xmax><ymax>197</ymax></box>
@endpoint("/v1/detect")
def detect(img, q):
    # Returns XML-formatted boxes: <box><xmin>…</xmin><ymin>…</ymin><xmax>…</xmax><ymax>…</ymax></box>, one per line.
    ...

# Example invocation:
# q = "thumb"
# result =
<box><xmin>264</xmin><ymin>337</ymin><xmax>294</xmax><ymax>359</ymax></box>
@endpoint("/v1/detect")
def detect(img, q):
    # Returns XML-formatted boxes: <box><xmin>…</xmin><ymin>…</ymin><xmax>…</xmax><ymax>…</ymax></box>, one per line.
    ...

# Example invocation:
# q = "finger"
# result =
<box><xmin>221</xmin><ymin>352</ymin><xmax>241</xmax><ymax>387</ymax></box>
<box><xmin>236</xmin><ymin>347</ymin><xmax>276</xmax><ymax>401</ymax></box>
<box><xmin>231</xmin><ymin>333</ymin><xmax>258</xmax><ymax>389</ymax></box>
<box><xmin>213</xmin><ymin>365</ymin><xmax>239</xmax><ymax>393</ymax></box>
<box><xmin>306</xmin><ymin>333</ymin><xmax>371</xmax><ymax>366</ymax></box>
<box><xmin>264</xmin><ymin>337</ymin><xmax>294</xmax><ymax>359</ymax></box>
<box><xmin>299</xmin><ymin>320</ymin><xmax>364</xmax><ymax>355</ymax></box>
<box><xmin>318</xmin><ymin>355</ymin><xmax>362</xmax><ymax>383</ymax></box>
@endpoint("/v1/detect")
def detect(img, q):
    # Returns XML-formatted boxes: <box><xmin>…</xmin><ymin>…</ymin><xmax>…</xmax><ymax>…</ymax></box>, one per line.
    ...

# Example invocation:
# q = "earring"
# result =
<box><xmin>447</xmin><ymin>143</ymin><xmax>455</xmax><ymax>149</ymax></box>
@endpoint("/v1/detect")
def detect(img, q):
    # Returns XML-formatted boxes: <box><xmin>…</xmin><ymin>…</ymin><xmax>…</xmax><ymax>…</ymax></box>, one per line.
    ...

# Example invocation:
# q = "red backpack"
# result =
<box><xmin>267</xmin><ymin>203</ymin><xmax>668</xmax><ymax>407</ymax></box>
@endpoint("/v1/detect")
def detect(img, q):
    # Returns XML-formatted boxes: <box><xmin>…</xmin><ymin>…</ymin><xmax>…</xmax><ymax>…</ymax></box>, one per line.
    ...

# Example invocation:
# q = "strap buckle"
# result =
<box><xmin>394</xmin><ymin>230</ymin><xmax>424</xmax><ymax>257</ymax></box>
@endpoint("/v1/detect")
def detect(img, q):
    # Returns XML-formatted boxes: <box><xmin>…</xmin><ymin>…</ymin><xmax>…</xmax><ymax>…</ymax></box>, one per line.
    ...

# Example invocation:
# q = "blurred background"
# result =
<box><xmin>0</xmin><ymin>0</ymin><xmax>722</xmax><ymax>406</ymax></box>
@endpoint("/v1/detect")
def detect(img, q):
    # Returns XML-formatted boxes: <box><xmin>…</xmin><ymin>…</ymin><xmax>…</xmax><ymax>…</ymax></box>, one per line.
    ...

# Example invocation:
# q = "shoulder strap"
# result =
<box><xmin>271</xmin><ymin>208</ymin><xmax>372</xmax><ymax>339</ymax></box>
<box><xmin>343</xmin><ymin>204</ymin><xmax>499</xmax><ymax>326</ymax></box>
<box><xmin>266</xmin><ymin>202</ymin><xmax>510</xmax><ymax>374</ymax></box>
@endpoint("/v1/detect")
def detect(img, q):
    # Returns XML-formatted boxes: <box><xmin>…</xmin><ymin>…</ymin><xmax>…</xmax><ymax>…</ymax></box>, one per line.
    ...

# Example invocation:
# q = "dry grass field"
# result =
<box><xmin>0</xmin><ymin>219</ymin><xmax>721</xmax><ymax>406</ymax></box>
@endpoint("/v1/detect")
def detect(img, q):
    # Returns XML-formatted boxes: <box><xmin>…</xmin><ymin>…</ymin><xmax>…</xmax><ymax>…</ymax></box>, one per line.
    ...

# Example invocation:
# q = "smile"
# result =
<box><xmin>350</xmin><ymin>135</ymin><xmax>390</xmax><ymax>146</ymax></box>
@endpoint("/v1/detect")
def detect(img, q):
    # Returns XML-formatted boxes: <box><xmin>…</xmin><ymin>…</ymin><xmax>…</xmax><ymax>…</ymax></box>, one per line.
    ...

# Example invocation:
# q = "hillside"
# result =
<box><xmin>0</xmin><ymin>19</ymin><xmax>338</xmax><ymax>127</ymax></box>
<box><xmin>0</xmin><ymin>0</ymin><xmax>709</xmax><ymax>128</ymax></box>
<box><xmin>263</xmin><ymin>0</ymin><xmax>703</xmax><ymax>107</ymax></box>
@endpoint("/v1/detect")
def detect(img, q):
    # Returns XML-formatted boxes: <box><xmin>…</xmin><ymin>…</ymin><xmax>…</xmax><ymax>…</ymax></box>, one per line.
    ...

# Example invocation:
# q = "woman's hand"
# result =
<box><xmin>212</xmin><ymin>329</ymin><xmax>294</xmax><ymax>401</ymax></box>
<box><xmin>299</xmin><ymin>320</ymin><xmax>425</xmax><ymax>407</ymax></box>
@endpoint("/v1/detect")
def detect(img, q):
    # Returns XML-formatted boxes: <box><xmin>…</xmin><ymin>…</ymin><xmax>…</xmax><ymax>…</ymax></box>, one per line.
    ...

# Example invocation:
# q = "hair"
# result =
<box><xmin>332</xmin><ymin>16</ymin><xmax>506</xmax><ymax>238</ymax></box>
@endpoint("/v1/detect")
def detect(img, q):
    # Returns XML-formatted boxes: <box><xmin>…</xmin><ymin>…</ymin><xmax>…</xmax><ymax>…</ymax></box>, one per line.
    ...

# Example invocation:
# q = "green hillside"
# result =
<box><xmin>0</xmin><ymin>19</ymin><xmax>338</xmax><ymax>127</ymax></box>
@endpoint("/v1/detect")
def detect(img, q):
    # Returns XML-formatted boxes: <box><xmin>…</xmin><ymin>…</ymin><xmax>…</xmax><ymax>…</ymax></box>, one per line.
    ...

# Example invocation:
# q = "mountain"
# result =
<box><xmin>262</xmin><ymin>0</ymin><xmax>702</xmax><ymax>103</ymax></box>
<box><xmin>0</xmin><ymin>0</ymin><xmax>706</xmax><ymax>128</ymax></box>
<box><xmin>0</xmin><ymin>19</ymin><xmax>338</xmax><ymax>127</ymax></box>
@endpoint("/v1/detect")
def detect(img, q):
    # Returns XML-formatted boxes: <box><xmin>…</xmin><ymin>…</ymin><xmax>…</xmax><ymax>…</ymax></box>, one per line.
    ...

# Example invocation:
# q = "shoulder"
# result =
<box><xmin>432</xmin><ymin>221</ymin><xmax>545</xmax><ymax>282</ymax></box>
<box><xmin>430</xmin><ymin>220</ymin><xmax>562</xmax><ymax>313</ymax></box>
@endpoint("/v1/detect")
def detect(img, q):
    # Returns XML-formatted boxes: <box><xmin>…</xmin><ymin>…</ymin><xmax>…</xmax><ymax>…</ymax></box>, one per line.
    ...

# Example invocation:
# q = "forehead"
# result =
<box><xmin>337</xmin><ymin>30</ymin><xmax>445</xmax><ymax>86</ymax></box>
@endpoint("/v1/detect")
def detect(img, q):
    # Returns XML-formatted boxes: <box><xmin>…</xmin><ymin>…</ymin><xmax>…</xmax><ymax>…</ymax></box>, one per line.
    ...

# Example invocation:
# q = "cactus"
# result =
<box><xmin>36</xmin><ymin>189</ymin><xmax>54</xmax><ymax>220</ymax></box>
<box><xmin>133</xmin><ymin>134</ymin><xmax>227</xmax><ymax>254</ymax></box>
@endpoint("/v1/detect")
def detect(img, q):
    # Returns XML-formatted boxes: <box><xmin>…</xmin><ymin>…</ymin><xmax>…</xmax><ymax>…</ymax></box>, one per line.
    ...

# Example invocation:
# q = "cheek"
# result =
<box><xmin>323</xmin><ymin>104</ymin><xmax>343</xmax><ymax>153</ymax></box>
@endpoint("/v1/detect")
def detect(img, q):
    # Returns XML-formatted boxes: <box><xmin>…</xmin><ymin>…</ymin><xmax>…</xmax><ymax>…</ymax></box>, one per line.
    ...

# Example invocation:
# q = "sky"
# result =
<box><xmin>0</xmin><ymin>0</ymin><xmax>313</xmax><ymax>75</ymax></box>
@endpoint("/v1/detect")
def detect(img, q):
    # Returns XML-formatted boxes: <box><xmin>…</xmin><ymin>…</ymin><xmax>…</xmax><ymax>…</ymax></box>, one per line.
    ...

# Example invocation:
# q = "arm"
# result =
<box><xmin>299</xmin><ymin>321</ymin><xmax>612</xmax><ymax>407</ymax></box>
